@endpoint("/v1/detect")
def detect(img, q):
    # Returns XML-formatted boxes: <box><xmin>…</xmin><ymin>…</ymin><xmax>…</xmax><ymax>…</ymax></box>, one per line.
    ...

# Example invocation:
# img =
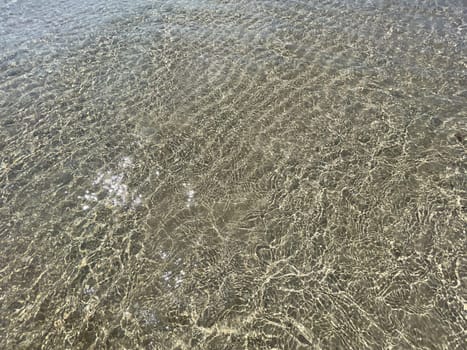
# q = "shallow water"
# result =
<box><xmin>0</xmin><ymin>0</ymin><xmax>466</xmax><ymax>349</ymax></box>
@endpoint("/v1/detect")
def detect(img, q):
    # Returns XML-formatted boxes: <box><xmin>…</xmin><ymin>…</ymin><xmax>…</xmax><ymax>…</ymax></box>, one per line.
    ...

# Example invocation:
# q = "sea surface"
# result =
<box><xmin>0</xmin><ymin>0</ymin><xmax>466</xmax><ymax>349</ymax></box>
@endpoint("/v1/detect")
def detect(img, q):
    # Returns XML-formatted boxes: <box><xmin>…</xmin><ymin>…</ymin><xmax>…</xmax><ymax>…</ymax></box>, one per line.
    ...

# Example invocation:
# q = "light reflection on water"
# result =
<box><xmin>0</xmin><ymin>0</ymin><xmax>466</xmax><ymax>349</ymax></box>
<box><xmin>80</xmin><ymin>156</ymin><xmax>143</xmax><ymax>210</ymax></box>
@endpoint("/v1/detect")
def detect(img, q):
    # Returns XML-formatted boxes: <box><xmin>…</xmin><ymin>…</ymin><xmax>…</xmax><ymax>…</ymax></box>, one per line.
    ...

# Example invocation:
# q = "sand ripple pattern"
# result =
<box><xmin>0</xmin><ymin>0</ymin><xmax>465</xmax><ymax>349</ymax></box>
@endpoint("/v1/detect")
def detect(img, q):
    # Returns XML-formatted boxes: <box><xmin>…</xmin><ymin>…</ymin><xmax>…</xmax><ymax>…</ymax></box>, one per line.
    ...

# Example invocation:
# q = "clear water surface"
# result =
<box><xmin>0</xmin><ymin>0</ymin><xmax>466</xmax><ymax>349</ymax></box>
